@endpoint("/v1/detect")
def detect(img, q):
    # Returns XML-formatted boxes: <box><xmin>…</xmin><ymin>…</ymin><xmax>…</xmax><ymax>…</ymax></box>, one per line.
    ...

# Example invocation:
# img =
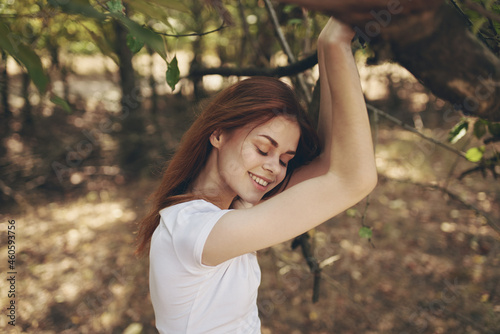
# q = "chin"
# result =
<box><xmin>237</xmin><ymin>194</ymin><xmax>263</xmax><ymax>207</ymax></box>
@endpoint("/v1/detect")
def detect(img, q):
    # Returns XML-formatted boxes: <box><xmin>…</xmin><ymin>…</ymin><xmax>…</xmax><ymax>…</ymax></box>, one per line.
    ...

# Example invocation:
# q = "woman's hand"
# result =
<box><xmin>318</xmin><ymin>17</ymin><xmax>355</xmax><ymax>47</ymax></box>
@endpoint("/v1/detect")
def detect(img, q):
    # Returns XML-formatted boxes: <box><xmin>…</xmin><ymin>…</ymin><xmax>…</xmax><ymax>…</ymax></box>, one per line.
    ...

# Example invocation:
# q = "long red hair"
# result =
<box><xmin>135</xmin><ymin>77</ymin><xmax>320</xmax><ymax>255</ymax></box>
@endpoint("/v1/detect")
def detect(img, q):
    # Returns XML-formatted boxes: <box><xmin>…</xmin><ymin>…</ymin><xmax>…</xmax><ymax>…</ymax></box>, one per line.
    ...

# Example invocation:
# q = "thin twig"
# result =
<box><xmin>291</xmin><ymin>233</ymin><xmax>322</xmax><ymax>303</ymax></box>
<box><xmin>450</xmin><ymin>0</ymin><xmax>474</xmax><ymax>27</ymax></box>
<box><xmin>381</xmin><ymin>175</ymin><xmax>500</xmax><ymax>235</ymax></box>
<box><xmin>155</xmin><ymin>23</ymin><xmax>226</xmax><ymax>37</ymax></box>
<box><xmin>366</xmin><ymin>104</ymin><xmax>468</xmax><ymax>160</ymax></box>
<box><xmin>94</xmin><ymin>0</ymin><xmax>109</xmax><ymax>11</ymax></box>
<box><xmin>358</xmin><ymin>105</ymin><xmax>381</xmax><ymax>249</ymax></box>
<box><xmin>263</xmin><ymin>0</ymin><xmax>312</xmax><ymax>102</ymax></box>
<box><xmin>449</xmin><ymin>0</ymin><xmax>492</xmax><ymax>48</ymax></box>
<box><xmin>360</xmin><ymin>196</ymin><xmax>375</xmax><ymax>248</ymax></box>
<box><xmin>458</xmin><ymin>155</ymin><xmax>499</xmax><ymax>179</ymax></box>
<box><xmin>443</xmin><ymin>137</ymin><xmax>471</xmax><ymax>190</ymax></box>
<box><xmin>0</xmin><ymin>13</ymin><xmax>56</xmax><ymax>19</ymax></box>
<box><xmin>463</xmin><ymin>0</ymin><xmax>500</xmax><ymax>23</ymax></box>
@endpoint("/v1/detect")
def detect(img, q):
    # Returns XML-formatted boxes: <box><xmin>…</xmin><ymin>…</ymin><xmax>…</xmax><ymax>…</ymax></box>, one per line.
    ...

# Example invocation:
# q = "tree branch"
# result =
<box><xmin>263</xmin><ymin>0</ymin><xmax>312</xmax><ymax>102</ymax></box>
<box><xmin>458</xmin><ymin>155</ymin><xmax>499</xmax><ymax>179</ymax></box>
<box><xmin>366</xmin><ymin>104</ymin><xmax>468</xmax><ymax>160</ymax></box>
<box><xmin>188</xmin><ymin>51</ymin><xmax>318</xmax><ymax>78</ymax></box>
<box><xmin>291</xmin><ymin>232</ymin><xmax>321</xmax><ymax>303</ymax></box>
<box><xmin>463</xmin><ymin>0</ymin><xmax>500</xmax><ymax>23</ymax></box>
<box><xmin>381</xmin><ymin>175</ymin><xmax>500</xmax><ymax>235</ymax></box>
<box><xmin>449</xmin><ymin>0</ymin><xmax>493</xmax><ymax>48</ymax></box>
<box><xmin>155</xmin><ymin>23</ymin><xmax>227</xmax><ymax>37</ymax></box>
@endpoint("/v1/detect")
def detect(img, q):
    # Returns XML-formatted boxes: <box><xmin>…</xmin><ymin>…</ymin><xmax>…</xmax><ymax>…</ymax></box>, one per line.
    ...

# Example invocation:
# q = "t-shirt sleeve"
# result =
<box><xmin>166</xmin><ymin>201</ymin><xmax>230</xmax><ymax>273</ymax></box>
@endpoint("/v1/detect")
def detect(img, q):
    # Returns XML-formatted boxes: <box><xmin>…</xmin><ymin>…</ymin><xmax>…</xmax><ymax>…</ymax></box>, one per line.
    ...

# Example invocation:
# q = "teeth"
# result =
<box><xmin>250</xmin><ymin>173</ymin><xmax>268</xmax><ymax>186</ymax></box>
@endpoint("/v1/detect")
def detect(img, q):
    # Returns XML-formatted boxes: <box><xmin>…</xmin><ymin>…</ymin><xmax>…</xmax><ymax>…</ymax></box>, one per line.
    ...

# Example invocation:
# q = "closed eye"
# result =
<box><xmin>257</xmin><ymin>146</ymin><xmax>288</xmax><ymax>167</ymax></box>
<box><xmin>256</xmin><ymin>147</ymin><xmax>268</xmax><ymax>156</ymax></box>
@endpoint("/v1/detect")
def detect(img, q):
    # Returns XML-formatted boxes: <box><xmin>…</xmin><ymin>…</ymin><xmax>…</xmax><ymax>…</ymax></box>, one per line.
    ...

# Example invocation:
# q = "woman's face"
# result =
<box><xmin>214</xmin><ymin>116</ymin><xmax>301</xmax><ymax>205</ymax></box>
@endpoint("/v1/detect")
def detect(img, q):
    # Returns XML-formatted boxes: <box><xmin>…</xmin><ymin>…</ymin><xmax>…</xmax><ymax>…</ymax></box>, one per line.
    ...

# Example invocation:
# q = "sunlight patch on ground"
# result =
<box><xmin>0</xmin><ymin>196</ymin><xmax>138</xmax><ymax>332</ymax></box>
<box><xmin>374</xmin><ymin>128</ymin><xmax>456</xmax><ymax>182</ymax></box>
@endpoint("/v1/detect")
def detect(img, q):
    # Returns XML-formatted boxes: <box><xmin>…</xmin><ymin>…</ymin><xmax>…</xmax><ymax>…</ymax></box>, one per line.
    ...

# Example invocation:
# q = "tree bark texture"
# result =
<box><xmin>278</xmin><ymin>0</ymin><xmax>500</xmax><ymax>121</ymax></box>
<box><xmin>114</xmin><ymin>20</ymin><xmax>147</xmax><ymax>175</ymax></box>
<box><xmin>0</xmin><ymin>51</ymin><xmax>10</xmax><ymax>129</ymax></box>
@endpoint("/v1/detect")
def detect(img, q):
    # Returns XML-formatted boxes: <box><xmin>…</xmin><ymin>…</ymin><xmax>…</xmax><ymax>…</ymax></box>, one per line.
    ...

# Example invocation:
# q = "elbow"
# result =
<box><xmin>363</xmin><ymin>170</ymin><xmax>378</xmax><ymax>195</ymax></box>
<box><xmin>351</xmin><ymin>168</ymin><xmax>378</xmax><ymax>199</ymax></box>
<box><xmin>357</xmin><ymin>158</ymin><xmax>378</xmax><ymax>196</ymax></box>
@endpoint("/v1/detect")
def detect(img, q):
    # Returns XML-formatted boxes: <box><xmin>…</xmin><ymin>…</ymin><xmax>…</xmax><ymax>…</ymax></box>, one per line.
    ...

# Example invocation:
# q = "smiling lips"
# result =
<box><xmin>249</xmin><ymin>172</ymin><xmax>271</xmax><ymax>187</ymax></box>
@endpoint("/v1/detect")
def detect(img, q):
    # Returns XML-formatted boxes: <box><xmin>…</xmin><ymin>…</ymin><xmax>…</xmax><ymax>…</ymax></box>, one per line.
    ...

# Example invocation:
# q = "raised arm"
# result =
<box><xmin>203</xmin><ymin>18</ymin><xmax>377</xmax><ymax>266</ymax></box>
<box><xmin>288</xmin><ymin>18</ymin><xmax>375</xmax><ymax>187</ymax></box>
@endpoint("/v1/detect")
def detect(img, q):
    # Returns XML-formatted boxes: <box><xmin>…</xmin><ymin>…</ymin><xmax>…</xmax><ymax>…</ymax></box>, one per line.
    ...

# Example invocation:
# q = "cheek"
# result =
<box><xmin>225</xmin><ymin>158</ymin><xmax>241</xmax><ymax>177</ymax></box>
<box><xmin>218</xmin><ymin>147</ymin><xmax>242</xmax><ymax>181</ymax></box>
<box><xmin>240</xmin><ymin>144</ymin><xmax>259</xmax><ymax>168</ymax></box>
<box><xmin>276</xmin><ymin>170</ymin><xmax>287</xmax><ymax>184</ymax></box>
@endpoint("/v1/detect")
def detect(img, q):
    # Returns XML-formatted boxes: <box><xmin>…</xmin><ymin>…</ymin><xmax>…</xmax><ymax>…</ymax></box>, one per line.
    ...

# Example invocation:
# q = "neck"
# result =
<box><xmin>189</xmin><ymin>149</ymin><xmax>236</xmax><ymax>209</ymax></box>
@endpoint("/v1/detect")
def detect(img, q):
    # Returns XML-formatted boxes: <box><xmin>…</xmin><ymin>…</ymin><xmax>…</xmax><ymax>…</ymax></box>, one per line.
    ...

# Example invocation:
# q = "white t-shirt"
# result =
<box><xmin>149</xmin><ymin>200</ymin><xmax>262</xmax><ymax>334</ymax></box>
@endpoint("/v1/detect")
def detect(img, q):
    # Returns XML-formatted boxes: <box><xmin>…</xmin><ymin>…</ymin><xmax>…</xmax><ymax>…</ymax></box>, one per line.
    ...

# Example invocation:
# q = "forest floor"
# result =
<box><xmin>1</xmin><ymin>56</ymin><xmax>500</xmax><ymax>334</ymax></box>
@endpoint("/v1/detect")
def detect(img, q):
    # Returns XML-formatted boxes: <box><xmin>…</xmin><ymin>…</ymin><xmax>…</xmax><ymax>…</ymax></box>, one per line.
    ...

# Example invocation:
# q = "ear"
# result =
<box><xmin>209</xmin><ymin>129</ymin><xmax>223</xmax><ymax>149</ymax></box>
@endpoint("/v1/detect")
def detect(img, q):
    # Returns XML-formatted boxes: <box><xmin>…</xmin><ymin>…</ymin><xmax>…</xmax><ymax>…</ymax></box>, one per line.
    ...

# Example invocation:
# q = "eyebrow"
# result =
<box><xmin>259</xmin><ymin>135</ymin><xmax>296</xmax><ymax>155</ymax></box>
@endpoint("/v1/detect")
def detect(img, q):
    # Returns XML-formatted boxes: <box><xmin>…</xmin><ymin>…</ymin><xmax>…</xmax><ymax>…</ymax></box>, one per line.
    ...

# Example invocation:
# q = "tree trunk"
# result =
<box><xmin>114</xmin><ymin>20</ymin><xmax>146</xmax><ymax>175</ymax></box>
<box><xmin>277</xmin><ymin>0</ymin><xmax>500</xmax><ymax>121</ymax></box>
<box><xmin>147</xmin><ymin>46</ymin><xmax>158</xmax><ymax>115</ymax></box>
<box><xmin>21</xmin><ymin>71</ymin><xmax>34</xmax><ymax>134</ymax></box>
<box><xmin>0</xmin><ymin>51</ymin><xmax>11</xmax><ymax>134</ymax></box>
<box><xmin>388</xmin><ymin>5</ymin><xmax>500</xmax><ymax>121</ymax></box>
<box><xmin>0</xmin><ymin>51</ymin><xmax>10</xmax><ymax>159</ymax></box>
<box><xmin>189</xmin><ymin>0</ymin><xmax>207</xmax><ymax>100</ymax></box>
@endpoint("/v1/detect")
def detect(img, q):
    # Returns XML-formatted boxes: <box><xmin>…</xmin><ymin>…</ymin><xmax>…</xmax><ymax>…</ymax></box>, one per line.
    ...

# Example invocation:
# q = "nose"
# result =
<box><xmin>263</xmin><ymin>156</ymin><xmax>281</xmax><ymax>175</ymax></box>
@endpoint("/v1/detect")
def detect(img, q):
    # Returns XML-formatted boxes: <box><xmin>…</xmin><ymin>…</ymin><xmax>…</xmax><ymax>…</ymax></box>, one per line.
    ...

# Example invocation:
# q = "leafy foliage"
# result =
<box><xmin>358</xmin><ymin>226</ymin><xmax>373</xmax><ymax>239</ymax></box>
<box><xmin>448</xmin><ymin>117</ymin><xmax>500</xmax><ymax>176</ymax></box>
<box><xmin>465</xmin><ymin>146</ymin><xmax>485</xmax><ymax>162</ymax></box>
<box><xmin>166</xmin><ymin>55</ymin><xmax>180</xmax><ymax>91</ymax></box>
<box><xmin>448</xmin><ymin>119</ymin><xmax>469</xmax><ymax>144</ymax></box>
<box><xmin>453</xmin><ymin>0</ymin><xmax>500</xmax><ymax>54</ymax></box>
<box><xmin>0</xmin><ymin>0</ymin><xmax>191</xmax><ymax>98</ymax></box>
<box><xmin>0</xmin><ymin>21</ymin><xmax>49</xmax><ymax>93</ymax></box>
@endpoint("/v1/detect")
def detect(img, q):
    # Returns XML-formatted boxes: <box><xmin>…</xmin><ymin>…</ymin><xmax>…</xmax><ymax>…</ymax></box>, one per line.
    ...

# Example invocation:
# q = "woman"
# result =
<box><xmin>136</xmin><ymin>18</ymin><xmax>377</xmax><ymax>333</ymax></box>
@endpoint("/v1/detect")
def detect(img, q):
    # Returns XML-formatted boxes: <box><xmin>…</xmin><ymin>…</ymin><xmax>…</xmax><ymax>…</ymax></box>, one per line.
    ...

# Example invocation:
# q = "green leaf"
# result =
<box><xmin>487</xmin><ymin>122</ymin><xmax>500</xmax><ymax>136</ymax></box>
<box><xmin>50</xmin><ymin>95</ymin><xmax>72</xmax><ymax>113</ymax></box>
<box><xmin>359</xmin><ymin>226</ymin><xmax>372</xmax><ymax>239</ymax></box>
<box><xmin>84</xmin><ymin>26</ymin><xmax>119</xmax><ymax>64</ymax></box>
<box><xmin>166</xmin><ymin>56</ymin><xmax>180</xmax><ymax>91</ymax></box>
<box><xmin>126</xmin><ymin>0</ymin><xmax>173</xmax><ymax>24</ymax></box>
<box><xmin>126</xmin><ymin>33</ymin><xmax>144</xmax><ymax>53</ymax></box>
<box><xmin>448</xmin><ymin>120</ymin><xmax>468</xmax><ymax>144</ymax></box>
<box><xmin>48</xmin><ymin>0</ymin><xmax>106</xmax><ymax>20</ymax></box>
<box><xmin>472</xmin><ymin>17</ymin><xmax>487</xmax><ymax>35</ymax></box>
<box><xmin>143</xmin><ymin>0</ymin><xmax>190</xmax><ymax>13</ymax></box>
<box><xmin>107</xmin><ymin>0</ymin><xmax>125</xmax><ymax>13</ymax></box>
<box><xmin>287</xmin><ymin>18</ymin><xmax>303</xmax><ymax>26</ymax></box>
<box><xmin>110</xmin><ymin>13</ymin><xmax>166</xmax><ymax>59</ymax></box>
<box><xmin>0</xmin><ymin>22</ymin><xmax>49</xmax><ymax>93</ymax></box>
<box><xmin>465</xmin><ymin>146</ymin><xmax>485</xmax><ymax>162</ymax></box>
<box><xmin>473</xmin><ymin>120</ymin><xmax>487</xmax><ymax>139</ymax></box>
<box><xmin>283</xmin><ymin>4</ymin><xmax>298</xmax><ymax>14</ymax></box>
